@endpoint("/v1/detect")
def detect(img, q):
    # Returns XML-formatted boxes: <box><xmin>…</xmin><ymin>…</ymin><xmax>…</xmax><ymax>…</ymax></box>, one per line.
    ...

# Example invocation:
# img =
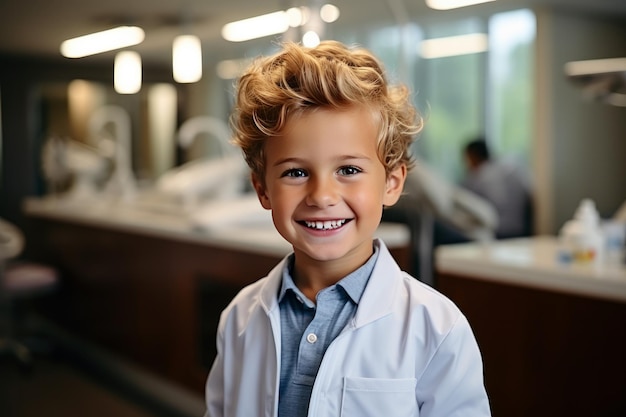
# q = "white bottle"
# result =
<box><xmin>558</xmin><ymin>199</ymin><xmax>604</xmax><ymax>265</ymax></box>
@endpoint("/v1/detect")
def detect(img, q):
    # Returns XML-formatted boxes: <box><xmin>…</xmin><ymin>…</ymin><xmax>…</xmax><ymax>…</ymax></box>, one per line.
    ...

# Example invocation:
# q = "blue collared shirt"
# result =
<box><xmin>277</xmin><ymin>245</ymin><xmax>379</xmax><ymax>417</ymax></box>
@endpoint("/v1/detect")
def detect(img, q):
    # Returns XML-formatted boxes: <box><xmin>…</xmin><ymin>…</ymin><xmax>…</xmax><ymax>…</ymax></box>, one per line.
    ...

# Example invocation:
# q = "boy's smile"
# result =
<box><xmin>300</xmin><ymin>219</ymin><xmax>349</xmax><ymax>231</ymax></box>
<box><xmin>253</xmin><ymin>105</ymin><xmax>406</xmax><ymax>284</ymax></box>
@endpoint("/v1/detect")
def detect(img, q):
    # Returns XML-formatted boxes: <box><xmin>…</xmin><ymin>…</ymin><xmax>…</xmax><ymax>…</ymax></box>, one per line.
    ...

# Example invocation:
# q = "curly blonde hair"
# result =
<box><xmin>230</xmin><ymin>40</ymin><xmax>423</xmax><ymax>181</ymax></box>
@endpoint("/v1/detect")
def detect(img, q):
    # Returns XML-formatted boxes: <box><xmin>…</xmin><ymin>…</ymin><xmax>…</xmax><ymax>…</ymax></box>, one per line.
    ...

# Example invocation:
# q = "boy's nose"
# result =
<box><xmin>305</xmin><ymin>176</ymin><xmax>339</xmax><ymax>208</ymax></box>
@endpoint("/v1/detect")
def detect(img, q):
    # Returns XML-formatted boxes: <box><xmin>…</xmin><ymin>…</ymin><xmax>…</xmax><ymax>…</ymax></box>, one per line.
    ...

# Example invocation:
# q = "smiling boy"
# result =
<box><xmin>204</xmin><ymin>41</ymin><xmax>491</xmax><ymax>417</ymax></box>
<box><xmin>256</xmin><ymin>105</ymin><xmax>403</xmax><ymax>300</ymax></box>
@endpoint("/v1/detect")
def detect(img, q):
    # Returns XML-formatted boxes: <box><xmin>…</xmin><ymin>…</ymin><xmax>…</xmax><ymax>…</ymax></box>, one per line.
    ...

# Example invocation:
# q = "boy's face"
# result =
<box><xmin>252</xmin><ymin>105</ymin><xmax>406</xmax><ymax>270</ymax></box>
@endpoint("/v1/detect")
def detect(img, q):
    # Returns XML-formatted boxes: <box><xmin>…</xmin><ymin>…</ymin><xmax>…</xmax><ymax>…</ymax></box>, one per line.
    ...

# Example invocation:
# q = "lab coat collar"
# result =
<box><xmin>257</xmin><ymin>238</ymin><xmax>402</xmax><ymax>328</ymax></box>
<box><xmin>352</xmin><ymin>239</ymin><xmax>402</xmax><ymax>328</ymax></box>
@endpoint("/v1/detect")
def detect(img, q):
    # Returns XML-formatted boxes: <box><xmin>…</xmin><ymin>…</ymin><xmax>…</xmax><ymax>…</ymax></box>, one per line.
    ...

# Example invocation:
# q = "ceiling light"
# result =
<box><xmin>222</xmin><ymin>5</ymin><xmax>339</xmax><ymax>43</ymax></box>
<box><xmin>286</xmin><ymin>7</ymin><xmax>308</xmax><ymax>27</ymax></box>
<box><xmin>302</xmin><ymin>31</ymin><xmax>321</xmax><ymax>48</ymax></box>
<box><xmin>173</xmin><ymin>35</ymin><xmax>202</xmax><ymax>83</ymax></box>
<box><xmin>222</xmin><ymin>11</ymin><xmax>290</xmax><ymax>42</ymax></box>
<box><xmin>426</xmin><ymin>0</ymin><xmax>495</xmax><ymax>10</ymax></box>
<box><xmin>320</xmin><ymin>4</ymin><xmax>340</xmax><ymax>23</ymax></box>
<box><xmin>419</xmin><ymin>33</ymin><xmax>488</xmax><ymax>59</ymax></box>
<box><xmin>61</xmin><ymin>26</ymin><xmax>145</xmax><ymax>58</ymax></box>
<box><xmin>114</xmin><ymin>51</ymin><xmax>142</xmax><ymax>94</ymax></box>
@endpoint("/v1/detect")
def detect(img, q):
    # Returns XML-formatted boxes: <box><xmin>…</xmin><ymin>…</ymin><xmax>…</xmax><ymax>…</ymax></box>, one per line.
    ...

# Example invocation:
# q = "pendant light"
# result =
<box><xmin>173</xmin><ymin>34</ymin><xmax>202</xmax><ymax>83</ymax></box>
<box><xmin>114</xmin><ymin>51</ymin><xmax>142</xmax><ymax>94</ymax></box>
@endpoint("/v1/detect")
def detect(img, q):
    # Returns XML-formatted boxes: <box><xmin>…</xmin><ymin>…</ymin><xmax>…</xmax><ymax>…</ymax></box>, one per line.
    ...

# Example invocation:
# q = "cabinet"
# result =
<box><xmin>24</xmin><ymin>198</ymin><xmax>411</xmax><ymax>394</ymax></box>
<box><xmin>436</xmin><ymin>237</ymin><xmax>626</xmax><ymax>417</ymax></box>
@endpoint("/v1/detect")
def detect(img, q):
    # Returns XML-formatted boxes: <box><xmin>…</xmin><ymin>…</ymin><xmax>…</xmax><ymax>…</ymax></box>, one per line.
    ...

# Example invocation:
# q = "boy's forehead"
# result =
<box><xmin>258</xmin><ymin>107</ymin><xmax>382</xmax><ymax>164</ymax></box>
<box><xmin>264</xmin><ymin>108</ymin><xmax>382</xmax><ymax>161</ymax></box>
<box><xmin>282</xmin><ymin>104</ymin><xmax>381</xmax><ymax>132</ymax></box>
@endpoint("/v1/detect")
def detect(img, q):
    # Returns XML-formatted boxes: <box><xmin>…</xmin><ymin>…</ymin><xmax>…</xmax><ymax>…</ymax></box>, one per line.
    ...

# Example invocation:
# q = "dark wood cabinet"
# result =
<box><xmin>438</xmin><ymin>271</ymin><xmax>626</xmax><ymax>417</ymax></box>
<box><xmin>26</xmin><ymin>213</ymin><xmax>410</xmax><ymax>395</ymax></box>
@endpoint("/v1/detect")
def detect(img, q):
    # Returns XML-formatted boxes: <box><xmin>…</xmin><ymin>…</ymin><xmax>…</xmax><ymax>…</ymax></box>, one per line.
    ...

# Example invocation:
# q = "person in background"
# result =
<box><xmin>203</xmin><ymin>41</ymin><xmax>491</xmax><ymax>417</ymax></box>
<box><xmin>461</xmin><ymin>137</ymin><xmax>533</xmax><ymax>239</ymax></box>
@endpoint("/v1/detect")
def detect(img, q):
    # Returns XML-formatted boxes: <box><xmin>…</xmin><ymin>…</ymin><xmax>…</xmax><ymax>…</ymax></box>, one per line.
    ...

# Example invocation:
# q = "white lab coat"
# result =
<box><xmin>204</xmin><ymin>239</ymin><xmax>491</xmax><ymax>417</ymax></box>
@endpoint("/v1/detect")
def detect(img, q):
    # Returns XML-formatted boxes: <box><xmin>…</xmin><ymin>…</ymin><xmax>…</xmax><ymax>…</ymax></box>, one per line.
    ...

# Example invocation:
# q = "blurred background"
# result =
<box><xmin>1</xmin><ymin>0</ymin><xmax>625</xmax><ymax>416</ymax></box>
<box><xmin>1</xmin><ymin>0</ymin><xmax>625</xmax><ymax>233</ymax></box>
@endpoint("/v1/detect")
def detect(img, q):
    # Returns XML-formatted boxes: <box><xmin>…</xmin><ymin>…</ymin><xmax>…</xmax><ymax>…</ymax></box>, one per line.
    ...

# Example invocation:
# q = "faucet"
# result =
<box><xmin>156</xmin><ymin>116</ymin><xmax>247</xmax><ymax>211</ymax></box>
<box><xmin>177</xmin><ymin>115</ymin><xmax>237</xmax><ymax>158</ymax></box>
<box><xmin>88</xmin><ymin>105</ymin><xmax>136</xmax><ymax>201</ymax></box>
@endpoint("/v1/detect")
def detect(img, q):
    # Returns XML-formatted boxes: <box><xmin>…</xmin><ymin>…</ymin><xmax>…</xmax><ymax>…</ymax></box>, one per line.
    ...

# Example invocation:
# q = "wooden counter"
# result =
<box><xmin>23</xmin><ymin>197</ymin><xmax>411</xmax><ymax>395</ymax></box>
<box><xmin>436</xmin><ymin>237</ymin><xmax>626</xmax><ymax>417</ymax></box>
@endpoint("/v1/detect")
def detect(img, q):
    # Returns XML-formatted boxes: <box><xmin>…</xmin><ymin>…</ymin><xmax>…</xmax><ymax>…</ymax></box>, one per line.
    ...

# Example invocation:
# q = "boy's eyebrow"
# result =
<box><xmin>272</xmin><ymin>154</ymin><xmax>374</xmax><ymax>167</ymax></box>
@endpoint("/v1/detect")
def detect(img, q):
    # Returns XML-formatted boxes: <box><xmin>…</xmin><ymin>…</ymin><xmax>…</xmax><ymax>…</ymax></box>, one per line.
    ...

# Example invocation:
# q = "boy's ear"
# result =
<box><xmin>251</xmin><ymin>173</ymin><xmax>272</xmax><ymax>210</ymax></box>
<box><xmin>383</xmin><ymin>163</ymin><xmax>407</xmax><ymax>207</ymax></box>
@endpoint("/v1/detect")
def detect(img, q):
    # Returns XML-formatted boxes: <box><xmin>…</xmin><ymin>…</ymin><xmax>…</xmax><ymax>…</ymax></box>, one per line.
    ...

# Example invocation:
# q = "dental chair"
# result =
<box><xmin>0</xmin><ymin>218</ymin><xmax>58</xmax><ymax>369</ymax></box>
<box><xmin>383</xmin><ymin>158</ymin><xmax>498</xmax><ymax>287</ymax></box>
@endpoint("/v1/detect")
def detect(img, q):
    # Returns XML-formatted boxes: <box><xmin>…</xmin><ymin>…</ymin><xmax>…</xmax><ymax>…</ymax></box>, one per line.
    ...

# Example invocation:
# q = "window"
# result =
<box><xmin>487</xmin><ymin>9</ymin><xmax>536</xmax><ymax>169</ymax></box>
<box><xmin>327</xmin><ymin>10</ymin><xmax>535</xmax><ymax>183</ymax></box>
<box><xmin>415</xmin><ymin>18</ymin><xmax>486</xmax><ymax>181</ymax></box>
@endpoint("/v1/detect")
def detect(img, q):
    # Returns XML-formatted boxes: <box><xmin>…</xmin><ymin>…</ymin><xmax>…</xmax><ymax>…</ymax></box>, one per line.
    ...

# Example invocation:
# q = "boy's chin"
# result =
<box><xmin>293</xmin><ymin>241</ymin><xmax>373</xmax><ymax>263</ymax></box>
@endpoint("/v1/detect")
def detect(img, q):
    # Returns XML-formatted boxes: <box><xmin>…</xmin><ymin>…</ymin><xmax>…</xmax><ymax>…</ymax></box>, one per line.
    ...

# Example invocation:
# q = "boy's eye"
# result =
<box><xmin>281</xmin><ymin>168</ymin><xmax>307</xmax><ymax>178</ymax></box>
<box><xmin>338</xmin><ymin>165</ymin><xmax>362</xmax><ymax>176</ymax></box>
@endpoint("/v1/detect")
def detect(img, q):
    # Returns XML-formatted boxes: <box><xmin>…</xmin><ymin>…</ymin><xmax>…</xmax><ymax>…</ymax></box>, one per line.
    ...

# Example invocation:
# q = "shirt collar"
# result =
<box><xmin>277</xmin><ymin>244</ymin><xmax>379</xmax><ymax>306</ymax></box>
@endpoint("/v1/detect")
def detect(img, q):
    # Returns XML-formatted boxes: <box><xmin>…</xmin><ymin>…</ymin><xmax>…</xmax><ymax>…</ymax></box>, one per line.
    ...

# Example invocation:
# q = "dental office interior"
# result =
<box><xmin>1</xmin><ymin>0</ymin><xmax>625</xmax><ymax>415</ymax></box>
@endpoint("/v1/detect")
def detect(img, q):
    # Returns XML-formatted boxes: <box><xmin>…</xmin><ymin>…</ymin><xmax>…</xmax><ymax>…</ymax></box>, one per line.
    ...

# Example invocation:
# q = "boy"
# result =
<box><xmin>204</xmin><ymin>41</ymin><xmax>491</xmax><ymax>417</ymax></box>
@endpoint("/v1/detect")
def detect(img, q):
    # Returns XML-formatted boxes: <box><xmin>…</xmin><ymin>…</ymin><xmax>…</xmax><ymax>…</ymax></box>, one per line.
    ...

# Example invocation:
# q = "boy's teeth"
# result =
<box><xmin>304</xmin><ymin>219</ymin><xmax>346</xmax><ymax>230</ymax></box>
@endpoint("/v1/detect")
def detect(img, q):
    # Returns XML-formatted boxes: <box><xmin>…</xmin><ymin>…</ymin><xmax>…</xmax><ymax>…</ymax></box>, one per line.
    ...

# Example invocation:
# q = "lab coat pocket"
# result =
<box><xmin>341</xmin><ymin>377</ymin><xmax>417</xmax><ymax>417</ymax></box>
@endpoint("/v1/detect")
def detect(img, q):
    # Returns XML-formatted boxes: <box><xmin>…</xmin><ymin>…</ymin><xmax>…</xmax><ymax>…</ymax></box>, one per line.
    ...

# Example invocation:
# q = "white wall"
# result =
<box><xmin>534</xmin><ymin>9</ymin><xmax>626</xmax><ymax>234</ymax></box>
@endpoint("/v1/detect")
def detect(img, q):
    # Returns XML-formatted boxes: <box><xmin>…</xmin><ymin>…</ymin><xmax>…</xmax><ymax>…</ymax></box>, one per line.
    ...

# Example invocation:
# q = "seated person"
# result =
<box><xmin>461</xmin><ymin>137</ymin><xmax>533</xmax><ymax>239</ymax></box>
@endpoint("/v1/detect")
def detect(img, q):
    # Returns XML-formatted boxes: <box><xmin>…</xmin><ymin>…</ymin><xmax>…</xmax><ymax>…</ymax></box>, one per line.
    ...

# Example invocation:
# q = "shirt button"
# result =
<box><xmin>306</xmin><ymin>333</ymin><xmax>318</xmax><ymax>344</ymax></box>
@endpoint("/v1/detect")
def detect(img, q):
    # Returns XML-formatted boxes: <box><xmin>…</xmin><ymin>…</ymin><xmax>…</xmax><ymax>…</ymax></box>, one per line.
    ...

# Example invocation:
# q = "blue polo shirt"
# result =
<box><xmin>277</xmin><ymin>245</ymin><xmax>379</xmax><ymax>417</ymax></box>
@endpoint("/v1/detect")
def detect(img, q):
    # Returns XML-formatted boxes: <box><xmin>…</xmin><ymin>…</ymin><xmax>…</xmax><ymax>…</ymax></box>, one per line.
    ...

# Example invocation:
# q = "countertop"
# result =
<box><xmin>23</xmin><ymin>196</ymin><xmax>411</xmax><ymax>258</ymax></box>
<box><xmin>435</xmin><ymin>236</ymin><xmax>626</xmax><ymax>302</ymax></box>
